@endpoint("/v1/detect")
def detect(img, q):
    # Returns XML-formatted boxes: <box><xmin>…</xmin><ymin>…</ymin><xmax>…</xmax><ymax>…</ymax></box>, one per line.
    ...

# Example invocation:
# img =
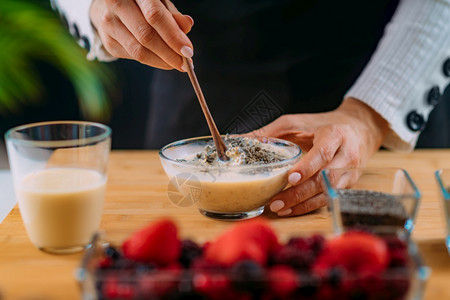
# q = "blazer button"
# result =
<box><xmin>443</xmin><ymin>58</ymin><xmax>450</xmax><ymax>77</ymax></box>
<box><xmin>406</xmin><ymin>111</ymin><xmax>425</xmax><ymax>132</ymax></box>
<box><xmin>81</xmin><ymin>36</ymin><xmax>91</xmax><ymax>52</ymax></box>
<box><xmin>427</xmin><ymin>85</ymin><xmax>441</xmax><ymax>105</ymax></box>
<box><xmin>71</xmin><ymin>23</ymin><xmax>80</xmax><ymax>40</ymax></box>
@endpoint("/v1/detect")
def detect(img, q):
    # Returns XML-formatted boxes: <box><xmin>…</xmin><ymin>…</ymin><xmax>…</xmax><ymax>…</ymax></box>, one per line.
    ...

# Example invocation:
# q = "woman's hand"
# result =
<box><xmin>252</xmin><ymin>98</ymin><xmax>390</xmax><ymax>217</ymax></box>
<box><xmin>90</xmin><ymin>0</ymin><xmax>194</xmax><ymax>71</ymax></box>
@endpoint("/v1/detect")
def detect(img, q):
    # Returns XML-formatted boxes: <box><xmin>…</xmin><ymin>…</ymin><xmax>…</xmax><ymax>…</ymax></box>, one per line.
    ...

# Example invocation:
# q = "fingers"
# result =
<box><xmin>109</xmin><ymin>0</ymin><xmax>186</xmax><ymax>70</ymax></box>
<box><xmin>164</xmin><ymin>0</ymin><xmax>194</xmax><ymax>33</ymax></box>
<box><xmin>287</xmin><ymin>126</ymin><xmax>343</xmax><ymax>186</ymax></box>
<box><xmin>269</xmin><ymin>176</ymin><xmax>322</xmax><ymax>214</ymax></box>
<box><xmin>100</xmin><ymin>18</ymin><xmax>173</xmax><ymax>69</ymax></box>
<box><xmin>249</xmin><ymin>115</ymin><xmax>296</xmax><ymax>138</ymax></box>
<box><xmin>270</xmin><ymin>144</ymin><xmax>361</xmax><ymax>217</ymax></box>
<box><xmin>135</xmin><ymin>0</ymin><xmax>194</xmax><ymax>56</ymax></box>
<box><xmin>172</xmin><ymin>13</ymin><xmax>194</xmax><ymax>34</ymax></box>
<box><xmin>90</xmin><ymin>0</ymin><xmax>193</xmax><ymax>70</ymax></box>
<box><xmin>276</xmin><ymin>193</ymin><xmax>328</xmax><ymax>217</ymax></box>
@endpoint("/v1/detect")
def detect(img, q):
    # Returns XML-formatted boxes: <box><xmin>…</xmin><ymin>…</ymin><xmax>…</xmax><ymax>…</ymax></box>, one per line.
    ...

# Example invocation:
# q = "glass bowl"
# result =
<box><xmin>76</xmin><ymin>232</ymin><xmax>430</xmax><ymax>300</ymax></box>
<box><xmin>434</xmin><ymin>169</ymin><xmax>450</xmax><ymax>255</ymax></box>
<box><xmin>321</xmin><ymin>168</ymin><xmax>421</xmax><ymax>236</ymax></box>
<box><xmin>159</xmin><ymin>136</ymin><xmax>301</xmax><ymax>220</ymax></box>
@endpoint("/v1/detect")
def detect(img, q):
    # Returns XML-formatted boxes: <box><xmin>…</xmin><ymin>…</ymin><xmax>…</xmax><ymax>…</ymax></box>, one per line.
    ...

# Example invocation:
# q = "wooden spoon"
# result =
<box><xmin>182</xmin><ymin>57</ymin><xmax>229</xmax><ymax>161</ymax></box>
<box><xmin>160</xmin><ymin>0</ymin><xmax>228</xmax><ymax>161</ymax></box>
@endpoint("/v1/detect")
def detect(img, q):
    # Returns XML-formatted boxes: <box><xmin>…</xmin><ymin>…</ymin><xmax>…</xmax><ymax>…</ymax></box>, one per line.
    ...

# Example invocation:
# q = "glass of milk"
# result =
<box><xmin>5</xmin><ymin>121</ymin><xmax>111</xmax><ymax>254</ymax></box>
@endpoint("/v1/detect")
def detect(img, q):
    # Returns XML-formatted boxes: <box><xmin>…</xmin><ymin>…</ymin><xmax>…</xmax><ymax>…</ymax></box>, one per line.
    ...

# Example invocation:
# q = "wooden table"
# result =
<box><xmin>0</xmin><ymin>150</ymin><xmax>449</xmax><ymax>300</ymax></box>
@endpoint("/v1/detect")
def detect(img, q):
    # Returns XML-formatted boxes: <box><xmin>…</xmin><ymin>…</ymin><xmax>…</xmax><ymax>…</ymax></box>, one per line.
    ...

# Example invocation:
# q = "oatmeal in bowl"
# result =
<box><xmin>159</xmin><ymin>135</ymin><xmax>301</xmax><ymax>220</ymax></box>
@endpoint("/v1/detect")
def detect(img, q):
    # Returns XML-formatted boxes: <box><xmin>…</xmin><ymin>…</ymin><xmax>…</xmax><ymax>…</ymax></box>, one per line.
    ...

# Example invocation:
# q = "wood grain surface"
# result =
<box><xmin>0</xmin><ymin>149</ymin><xmax>449</xmax><ymax>300</ymax></box>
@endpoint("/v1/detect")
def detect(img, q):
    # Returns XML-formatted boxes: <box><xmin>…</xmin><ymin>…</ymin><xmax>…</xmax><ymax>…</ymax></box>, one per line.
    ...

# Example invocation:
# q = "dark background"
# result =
<box><xmin>0</xmin><ymin>0</ymin><xmax>449</xmax><ymax>151</ymax></box>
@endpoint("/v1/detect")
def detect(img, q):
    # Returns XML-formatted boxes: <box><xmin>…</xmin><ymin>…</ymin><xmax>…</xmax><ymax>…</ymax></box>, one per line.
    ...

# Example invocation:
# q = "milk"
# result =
<box><xmin>16</xmin><ymin>168</ymin><xmax>106</xmax><ymax>251</ymax></box>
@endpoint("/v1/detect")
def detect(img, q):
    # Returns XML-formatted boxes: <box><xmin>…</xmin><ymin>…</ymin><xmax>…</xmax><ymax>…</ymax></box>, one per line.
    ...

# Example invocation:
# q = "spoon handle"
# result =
<box><xmin>182</xmin><ymin>57</ymin><xmax>229</xmax><ymax>161</ymax></box>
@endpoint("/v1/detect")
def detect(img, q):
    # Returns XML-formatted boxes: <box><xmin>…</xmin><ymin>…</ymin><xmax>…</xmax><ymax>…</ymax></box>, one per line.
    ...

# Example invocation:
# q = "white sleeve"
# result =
<box><xmin>50</xmin><ymin>0</ymin><xmax>116</xmax><ymax>61</ymax></box>
<box><xmin>345</xmin><ymin>0</ymin><xmax>450</xmax><ymax>152</ymax></box>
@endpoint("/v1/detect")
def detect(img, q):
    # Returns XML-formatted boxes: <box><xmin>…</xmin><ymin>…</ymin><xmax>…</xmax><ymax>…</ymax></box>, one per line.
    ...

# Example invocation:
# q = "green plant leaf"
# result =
<box><xmin>0</xmin><ymin>0</ymin><xmax>113</xmax><ymax>121</ymax></box>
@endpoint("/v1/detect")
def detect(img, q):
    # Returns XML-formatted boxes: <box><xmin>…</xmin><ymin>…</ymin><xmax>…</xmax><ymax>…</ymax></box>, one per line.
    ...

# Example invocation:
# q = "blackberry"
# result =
<box><xmin>230</xmin><ymin>260</ymin><xmax>265</xmax><ymax>294</ymax></box>
<box><xmin>179</xmin><ymin>239</ymin><xmax>203</xmax><ymax>268</ymax></box>
<box><xmin>273</xmin><ymin>245</ymin><xmax>315</xmax><ymax>269</ymax></box>
<box><xmin>389</xmin><ymin>248</ymin><xmax>408</xmax><ymax>267</ymax></box>
<box><xmin>287</xmin><ymin>237</ymin><xmax>311</xmax><ymax>251</ymax></box>
<box><xmin>166</xmin><ymin>272</ymin><xmax>207</xmax><ymax>300</ymax></box>
<box><xmin>308</xmin><ymin>234</ymin><xmax>326</xmax><ymax>255</ymax></box>
<box><xmin>384</xmin><ymin>235</ymin><xmax>407</xmax><ymax>251</ymax></box>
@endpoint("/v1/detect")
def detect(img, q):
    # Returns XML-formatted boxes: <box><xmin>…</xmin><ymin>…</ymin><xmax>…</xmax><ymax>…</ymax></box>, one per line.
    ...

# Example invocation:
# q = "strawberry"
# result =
<box><xmin>204</xmin><ymin>219</ymin><xmax>279</xmax><ymax>267</ymax></box>
<box><xmin>122</xmin><ymin>219</ymin><xmax>181</xmax><ymax>266</ymax></box>
<box><xmin>312</xmin><ymin>231</ymin><xmax>389</xmax><ymax>274</ymax></box>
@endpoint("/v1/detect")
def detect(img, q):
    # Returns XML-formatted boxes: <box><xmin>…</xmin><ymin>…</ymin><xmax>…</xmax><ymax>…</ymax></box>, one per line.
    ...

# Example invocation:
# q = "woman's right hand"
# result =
<box><xmin>90</xmin><ymin>0</ymin><xmax>194</xmax><ymax>71</ymax></box>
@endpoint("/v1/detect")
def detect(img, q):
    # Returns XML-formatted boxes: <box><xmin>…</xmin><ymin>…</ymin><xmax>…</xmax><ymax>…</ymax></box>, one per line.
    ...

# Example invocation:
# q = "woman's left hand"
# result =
<box><xmin>251</xmin><ymin>97</ymin><xmax>389</xmax><ymax>217</ymax></box>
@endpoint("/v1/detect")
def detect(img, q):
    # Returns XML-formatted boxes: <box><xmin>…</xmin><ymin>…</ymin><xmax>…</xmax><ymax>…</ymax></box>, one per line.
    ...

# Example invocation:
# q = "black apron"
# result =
<box><xmin>144</xmin><ymin>0</ymin><xmax>401</xmax><ymax>148</ymax></box>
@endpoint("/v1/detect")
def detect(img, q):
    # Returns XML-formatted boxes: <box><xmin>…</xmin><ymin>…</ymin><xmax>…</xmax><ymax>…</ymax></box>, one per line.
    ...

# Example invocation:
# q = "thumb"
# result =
<box><xmin>277</xmin><ymin>131</ymin><xmax>314</xmax><ymax>152</ymax></box>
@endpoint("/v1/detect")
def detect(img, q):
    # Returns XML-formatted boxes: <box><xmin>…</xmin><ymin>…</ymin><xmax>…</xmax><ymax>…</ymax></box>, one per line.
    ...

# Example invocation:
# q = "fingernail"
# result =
<box><xmin>186</xmin><ymin>15</ymin><xmax>194</xmax><ymax>26</ymax></box>
<box><xmin>180</xmin><ymin>63</ymin><xmax>188</xmax><ymax>72</ymax></box>
<box><xmin>288</xmin><ymin>172</ymin><xmax>301</xmax><ymax>185</ymax></box>
<box><xmin>270</xmin><ymin>200</ymin><xmax>285</xmax><ymax>212</ymax></box>
<box><xmin>277</xmin><ymin>208</ymin><xmax>292</xmax><ymax>217</ymax></box>
<box><xmin>180</xmin><ymin>46</ymin><xmax>193</xmax><ymax>58</ymax></box>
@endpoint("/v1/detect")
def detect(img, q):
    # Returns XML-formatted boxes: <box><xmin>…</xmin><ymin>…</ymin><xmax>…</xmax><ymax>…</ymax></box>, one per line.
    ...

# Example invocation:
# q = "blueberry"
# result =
<box><xmin>135</xmin><ymin>263</ymin><xmax>156</xmax><ymax>275</ymax></box>
<box><xmin>328</xmin><ymin>267</ymin><xmax>343</xmax><ymax>287</ymax></box>
<box><xmin>230</xmin><ymin>260</ymin><xmax>265</xmax><ymax>294</ymax></box>
<box><xmin>105</xmin><ymin>246</ymin><xmax>121</xmax><ymax>260</ymax></box>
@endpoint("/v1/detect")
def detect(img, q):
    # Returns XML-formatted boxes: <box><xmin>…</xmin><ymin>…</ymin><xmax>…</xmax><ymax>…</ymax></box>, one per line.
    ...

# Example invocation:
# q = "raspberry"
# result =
<box><xmin>389</xmin><ymin>248</ymin><xmax>408</xmax><ymax>267</ymax></box>
<box><xmin>190</xmin><ymin>258</ymin><xmax>222</xmax><ymax>271</ymax></box>
<box><xmin>97</xmin><ymin>257</ymin><xmax>113</xmax><ymax>269</ymax></box>
<box><xmin>179</xmin><ymin>239</ymin><xmax>203</xmax><ymax>268</ymax></box>
<box><xmin>101</xmin><ymin>275</ymin><xmax>135</xmax><ymax>299</ymax></box>
<box><xmin>381</xmin><ymin>270</ymin><xmax>411</xmax><ymax>299</ymax></box>
<box><xmin>138</xmin><ymin>270</ymin><xmax>180</xmax><ymax>298</ymax></box>
<box><xmin>355</xmin><ymin>271</ymin><xmax>383</xmax><ymax>297</ymax></box>
<box><xmin>273</xmin><ymin>245</ymin><xmax>315</xmax><ymax>269</ymax></box>
<box><xmin>267</xmin><ymin>266</ymin><xmax>298</xmax><ymax>298</ymax></box>
<box><xmin>193</xmin><ymin>271</ymin><xmax>231</xmax><ymax>299</ymax></box>
<box><xmin>230</xmin><ymin>260</ymin><xmax>265</xmax><ymax>294</ymax></box>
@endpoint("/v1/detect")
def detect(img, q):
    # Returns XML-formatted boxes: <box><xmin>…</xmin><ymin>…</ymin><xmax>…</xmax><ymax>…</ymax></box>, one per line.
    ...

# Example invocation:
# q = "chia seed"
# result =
<box><xmin>336</xmin><ymin>189</ymin><xmax>409</xmax><ymax>228</ymax></box>
<box><xmin>191</xmin><ymin>136</ymin><xmax>288</xmax><ymax>166</ymax></box>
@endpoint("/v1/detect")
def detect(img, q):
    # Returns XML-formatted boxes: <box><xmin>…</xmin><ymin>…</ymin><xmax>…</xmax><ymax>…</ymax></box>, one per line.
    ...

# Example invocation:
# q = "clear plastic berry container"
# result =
<box><xmin>75</xmin><ymin>232</ymin><xmax>430</xmax><ymax>300</ymax></box>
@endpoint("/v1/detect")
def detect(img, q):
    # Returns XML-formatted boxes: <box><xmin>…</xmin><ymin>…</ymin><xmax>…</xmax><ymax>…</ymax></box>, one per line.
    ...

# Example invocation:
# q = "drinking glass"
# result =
<box><xmin>5</xmin><ymin>121</ymin><xmax>111</xmax><ymax>254</ymax></box>
<box><xmin>435</xmin><ymin>169</ymin><xmax>450</xmax><ymax>254</ymax></box>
